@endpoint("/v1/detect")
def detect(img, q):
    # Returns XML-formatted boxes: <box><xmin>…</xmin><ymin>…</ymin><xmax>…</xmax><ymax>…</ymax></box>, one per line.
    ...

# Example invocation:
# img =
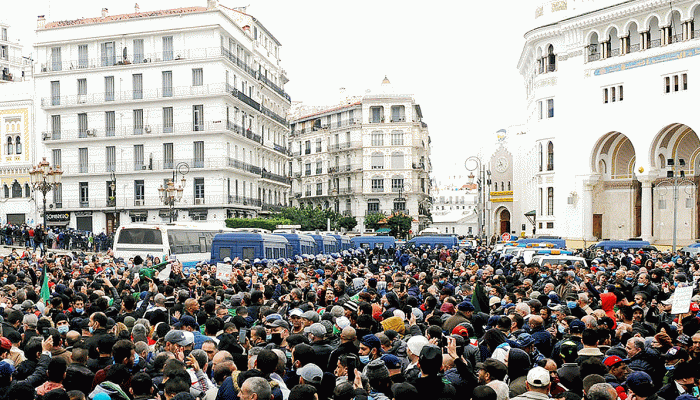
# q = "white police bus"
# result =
<box><xmin>113</xmin><ymin>223</ymin><xmax>233</xmax><ymax>266</ymax></box>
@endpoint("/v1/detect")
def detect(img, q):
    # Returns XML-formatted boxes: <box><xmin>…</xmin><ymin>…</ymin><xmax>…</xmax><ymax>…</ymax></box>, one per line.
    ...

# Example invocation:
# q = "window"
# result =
<box><xmin>134</xmin><ymin>145</ymin><xmax>144</xmax><ymax>170</ymax></box>
<box><xmin>106</xmin><ymin>146</ymin><xmax>116</xmax><ymax>172</ymax></box>
<box><xmin>192</xmin><ymin>68</ymin><xmax>203</xmax><ymax>86</ymax></box>
<box><xmin>391</xmin><ymin>105</ymin><xmax>405</xmax><ymax>122</ymax></box>
<box><xmin>683</xmin><ymin>73</ymin><xmax>688</xmax><ymax>90</ymax></box>
<box><xmin>52</xmin><ymin>149</ymin><xmax>61</xmax><ymax>169</ymax></box>
<box><xmin>51</xmin><ymin>47</ymin><xmax>62</xmax><ymax>71</ymax></box>
<box><xmin>101</xmin><ymin>41</ymin><xmax>115</xmax><ymax>66</ymax></box>
<box><xmin>305</xmin><ymin>141</ymin><xmax>311</xmax><ymax>154</ymax></box>
<box><xmin>194</xmin><ymin>141</ymin><xmax>204</xmax><ymax>168</ymax></box>
<box><xmin>664</xmin><ymin>73</ymin><xmax>688</xmax><ymax>93</ymax></box>
<box><xmin>133</xmin><ymin>39</ymin><xmax>144</xmax><ymax>63</ymax></box>
<box><xmin>164</xmin><ymin>143</ymin><xmax>174</xmax><ymax>169</ymax></box>
<box><xmin>316</xmin><ymin>182</ymin><xmax>323</xmax><ymax>195</ymax></box>
<box><xmin>77</xmin><ymin>44</ymin><xmax>88</xmax><ymax>68</ymax></box>
<box><xmin>391</xmin><ymin>178</ymin><xmax>404</xmax><ymax>192</ymax></box>
<box><xmin>2</xmin><ymin>184</ymin><xmax>7</xmax><ymax>198</ymax></box>
<box><xmin>133</xmin><ymin>109</ymin><xmax>144</xmax><ymax>135</ymax></box>
<box><xmin>162</xmin><ymin>36</ymin><xmax>174</xmax><ymax>61</ymax></box>
<box><xmin>51</xmin><ymin>81</ymin><xmax>60</xmax><ymax>106</ymax></box>
<box><xmin>371</xmin><ymin>131</ymin><xmax>383</xmax><ymax>146</ymax></box>
<box><xmin>547</xmin><ymin>141</ymin><xmax>554</xmax><ymax>171</ymax></box>
<box><xmin>78</xmin><ymin>113</ymin><xmax>88</xmax><ymax>138</ymax></box>
<box><xmin>133</xmin><ymin>74</ymin><xmax>143</xmax><ymax>99</ymax></box>
<box><xmin>77</xmin><ymin>78</ymin><xmax>87</xmax><ymax>103</ymax></box>
<box><xmin>603</xmin><ymin>88</ymin><xmax>609</xmax><ymax>103</ymax></box>
<box><xmin>394</xmin><ymin>200</ymin><xmax>406</xmax><ymax>211</ymax></box>
<box><xmin>11</xmin><ymin>181</ymin><xmax>21</xmax><ymax>198</ymax></box>
<box><xmin>547</xmin><ymin>99</ymin><xmax>554</xmax><ymax>118</ymax></box>
<box><xmin>316</xmin><ymin>161</ymin><xmax>322</xmax><ymax>174</ymax></box>
<box><xmin>391</xmin><ymin>152</ymin><xmax>404</xmax><ymax>169</ymax></box>
<box><xmin>370</xmin><ymin>107</ymin><xmax>383</xmax><ymax>123</ymax></box>
<box><xmin>538</xmin><ymin>101</ymin><xmax>543</xmax><ymax>120</ymax></box>
<box><xmin>104</xmin><ymin>76</ymin><xmax>114</xmax><ymax>102</ymax></box>
<box><xmin>52</xmin><ymin>181</ymin><xmax>62</xmax><ymax>206</ymax></box>
<box><xmin>14</xmin><ymin>136</ymin><xmax>21</xmax><ymax>154</ymax></box>
<box><xmin>305</xmin><ymin>163</ymin><xmax>311</xmax><ymax>176</ymax></box>
<box><xmin>315</xmin><ymin>138</ymin><xmax>322</xmax><ymax>152</ymax></box>
<box><xmin>1</xmin><ymin>28</ymin><xmax>6</xmax><ymax>41</ymax></box>
<box><xmin>24</xmin><ymin>183</ymin><xmax>30</xmax><ymax>198</ymax></box>
<box><xmin>135</xmin><ymin>180</ymin><xmax>145</xmax><ymax>202</ymax></box>
<box><xmin>336</xmin><ymin>113</ymin><xmax>342</xmax><ymax>128</ymax></box>
<box><xmin>79</xmin><ymin>148</ymin><xmax>88</xmax><ymax>173</ymax></box>
<box><xmin>371</xmin><ymin>152</ymin><xmax>384</xmax><ymax>169</ymax></box>
<box><xmin>194</xmin><ymin>178</ymin><xmax>205</xmax><ymax>200</ymax></box>
<box><xmin>619</xmin><ymin>85</ymin><xmax>624</xmax><ymax>100</ymax></box>
<box><xmin>547</xmin><ymin>222</ymin><xmax>554</xmax><ymax>229</ymax></box>
<box><xmin>193</xmin><ymin>105</ymin><xmax>204</xmax><ymax>131</ymax></box>
<box><xmin>547</xmin><ymin>187</ymin><xmax>554</xmax><ymax>216</ymax></box>
<box><xmin>51</xmin><ymin>115</ymin><xmax>61</xmax><ymax>139</ymax></box>
<box><xmin>163</xmin><ymin>107</ymin><xmax>173</xmax><ymax>133</ymax></box>
<box><xmin>538</xmin><ymin>143</ymin><xmax>543</xmax><ymax>172</ymax></box>
<box><xmin>371</xmin><ymin>178</ymin><xmax>384</xmax><ymax>192</ymax></box>
<box><xmin>105</xmin><ymin>111</ymin><xmax>115</xmax><ymax>136</ymax></box>
<box><xmin>391</xmin><ymin>131</ymin><xmax>404</xmax><ymax>145</ymax></box>
<box><xmin>162</xmin><ymin>71</ymin><xmax>172</xmax><ymax>97</ymax></box>
<box><xmin>5</xmin><ymin>137</ymin><xmax>12</xmax><ymax>155</ymax></box>
<box><xmin>539</xmin><ymin>188</ymin><xmax>543</xmax><ymax>216</ymax></box>
<box><xmin>367</xmin><ymin>200</ymin><xmax>380</xmax><ymax>213</ymax></box>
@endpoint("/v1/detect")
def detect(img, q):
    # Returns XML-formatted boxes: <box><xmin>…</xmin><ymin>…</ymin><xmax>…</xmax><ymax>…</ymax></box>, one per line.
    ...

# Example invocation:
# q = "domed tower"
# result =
<box><xmin>532</xmin><ymin>0</ymin><xmax>630</xmax><ymax>28</ymax></box>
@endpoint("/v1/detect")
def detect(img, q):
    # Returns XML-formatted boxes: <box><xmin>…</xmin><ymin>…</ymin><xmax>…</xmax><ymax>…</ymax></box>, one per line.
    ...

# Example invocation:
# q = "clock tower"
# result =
<box><xmin>489</xmin><ymin>144</ymin><xmax>514</xmax><ymax>237</ymax></box>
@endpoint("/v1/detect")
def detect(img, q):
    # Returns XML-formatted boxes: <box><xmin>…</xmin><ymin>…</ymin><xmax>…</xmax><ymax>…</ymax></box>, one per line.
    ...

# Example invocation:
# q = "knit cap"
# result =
<box><xmin>364</xmin><ymin>359</ymin><xmax>390</xmax><ymax>380</ymax></box>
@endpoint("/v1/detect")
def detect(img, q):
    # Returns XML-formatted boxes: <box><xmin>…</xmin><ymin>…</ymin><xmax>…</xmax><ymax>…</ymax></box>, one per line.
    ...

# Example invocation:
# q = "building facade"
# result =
<box><xmin>289</xmin><ymin>78</ymin><xmax>432</xmax><ymax>233</ymax></box>
<box><xmin>512</xmin><ymin>0</ymin><xmax>700</xmax><ymax>244</ymax></box>
<box><xmin>0</xmin><ymin>22</ymin><xmax>31</xmax><ymax>84</ymax></box>
<box><xmin>34</xmin><ymin>1</ymin><xmax>291</xmax><ymax>233</ymax></box>
<box><xmin>0</xmin><ymin>81</ymin><xmax>36</xmax><ymax>225</ymax></box>
<box><xmin>430</xmin><ymin>180</ymin><xmax>478</xmax><ymax>236</ymax></box>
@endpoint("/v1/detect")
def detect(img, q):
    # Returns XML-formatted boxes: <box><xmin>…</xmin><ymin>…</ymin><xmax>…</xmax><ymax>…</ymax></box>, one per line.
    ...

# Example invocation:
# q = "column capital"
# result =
<box><xmin>637</xmin><ymin>172</ymin><xmax>659</xmax><ymax>186</ymax></box>
<box><xmin>582</xmin><ymin>174</ymin><xmax>600</xmax><ymax>189</ymax></box>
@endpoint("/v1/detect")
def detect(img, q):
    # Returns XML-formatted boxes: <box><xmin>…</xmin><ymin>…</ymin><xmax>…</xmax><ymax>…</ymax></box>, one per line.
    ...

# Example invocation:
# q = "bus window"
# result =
<box><xmin>118</xmin><ymin>228</ymin><xmax>163</xmax><ymax>244</ymax></box>
<box><xmin>265</xmin><ymin>248</ymin><xmax>272</xmax><ymax>259</ymax></box>
<box><xmin>219</xmin><ymin>247</ymin><xmax>231</xmax><ymax>260</ymax></box>
<box><xmin>242</xmin><ymin>247</ymin><xmax>255</xmax><ymax>260</ymax></box>
<box><xmin>199</xmin><ymin>236</ymin><xmax>207</xmax><ymax>253</ymax></box>
<box><xmin>273</xmin><ymin>248</ymin><xmax>278</xmax><ymax>258</ymax></box>
<box><xmin>168</xmin><ymin>232</ymin><xmax>187</xmax><ymax>254</ymax></box>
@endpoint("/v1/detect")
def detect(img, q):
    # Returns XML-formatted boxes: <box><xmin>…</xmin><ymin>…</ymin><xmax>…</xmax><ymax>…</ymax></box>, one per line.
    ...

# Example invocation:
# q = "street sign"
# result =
<box><xmin>672</xmin><ymin>285</ymin><xmax>693</xmax><ymax>314</ymax></box>
<box><xmin>501</xmin><ymin>233</ymin><xmax>512</xmax><ymax>242</ymax></box>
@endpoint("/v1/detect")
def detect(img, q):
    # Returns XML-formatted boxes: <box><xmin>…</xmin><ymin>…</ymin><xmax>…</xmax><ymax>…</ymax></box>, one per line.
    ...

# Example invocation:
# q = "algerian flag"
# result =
<box><xmin>40</xmin><ymin>267</ymin><xmax>50</xmax><ymax>302</ymax></box>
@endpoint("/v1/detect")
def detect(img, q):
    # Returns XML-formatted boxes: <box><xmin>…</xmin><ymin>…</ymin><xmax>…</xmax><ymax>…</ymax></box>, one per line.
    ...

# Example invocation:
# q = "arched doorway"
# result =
<box><xmin>496</xmin><ymin>207</ymin><xmax>511</xmax><ymax>235</ymax></box>
<box><xmin>650</xmin><ymin>123</ymin><xmax>700</xmax><ymax>240</ymax></box>
<box><xmin>590</xmin><ymin>131</ymin><xmax>639</xmax><ymax>239</ymax></box>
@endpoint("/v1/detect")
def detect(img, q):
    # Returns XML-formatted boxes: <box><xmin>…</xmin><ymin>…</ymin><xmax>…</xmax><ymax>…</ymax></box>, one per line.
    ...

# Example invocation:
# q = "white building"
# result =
<box><xmin>512</xmin><ymin>0</ymin><xmax>700</xmax><ymax>245</ymax></box>
<box><xmin>0</xmin><ymin>81</ymin><xmax>36</xmax><ymax>225</ymax></box>
<box><xmin>430</xmin><ymin>180</ymin><xmax>478</xmax><ymax>236</ymax></box>
<box><xmin>0</xmin><ymin>22</ymin><xmax>31</xmax><ymax>84</ymax></box>
<box><xmin>34</xmin><ymin>1</ymin><xmax>291</xmax><ymax>233</ymax></box>
<box><xmin>289</xmin><ymin>78</ymin><xmax>432</xmax><ymax>233</ymax></box>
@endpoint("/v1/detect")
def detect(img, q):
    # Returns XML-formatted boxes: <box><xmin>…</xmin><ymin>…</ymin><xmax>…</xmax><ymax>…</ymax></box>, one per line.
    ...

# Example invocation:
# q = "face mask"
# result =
<box><xmin>58</xmin><ymin>325</ymin><xmax>69</xmax><ymax>334</ymax></box>
<box><xmin>285</xmin><ymin>350</ymin><xmax>292</xmax><ymax>360</ymax></box>
<box><xmin>558</xmin><ymin>324</ymin><xmax>565</xmax><ymax>334</ymax></box>
<box><xmin>133</xmin><ymin>352</ymin><xmax>140</xmax><ymax>366</ymax></box>
<box><xmin>75</xmin><ymin>308</ymin><xmax>83</xmax><ymax>314</ymax></box>
<box><xmin>383</xmin><ymin>302</ymin><xmax>390</xmax><ymax>308</ymax></box>
<box><xmin>359</xmin><ymin>355</ymin><xmax>370</xmax><ymax>364</ymax></box>
<box><xmin>666</xmin><ymin>365</ymin><xmax>676</xmax><ymax>371</ymax></box>
<box><xmin>567</xmin><ymin>301</ymin><xmax>577</xmax><ymax>309</ymax></box>
<box><xmin>439</xmin><ymin>280</ymin><xmax>445</xmax><ymax>285</ymax></box>
<box><xmin>270</xmin><ymin>333</ymin><xmax>283</xmax><ymax>346</ymax></box>
<box><xmin>674</xmin><ymin>282</ymin><xmax>679</xmax><ymax>287</ymax></box>
<box><xmin>266</xmin><ymin>334</ymin><xmax>272</xmax><ymax>341</ymax></box>
<box><xmin>501</xmin><ymin>299</ymin><xmax>507</xmax><ymax>306</ymax></box>
<box><xmin>541</xmin><ymin>274</ymin><xmax>548</xmax><ymax>279</ymax></box>
<box><xmin>89</xmin><ymin>326</ymin><xmax>94</xmax><ymax>334</ymax></box>
<box><xmin>625</xmin><ymin>277</ymin><xmax>633</xmax><ymax>281</ymax></box>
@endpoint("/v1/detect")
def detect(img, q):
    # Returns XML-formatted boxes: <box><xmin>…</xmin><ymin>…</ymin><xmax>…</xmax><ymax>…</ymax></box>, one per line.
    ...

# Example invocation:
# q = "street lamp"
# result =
<box><xmin>657</xmin><ymin>157</ymin><xmax>697</xmax><ymax>252</ymax></box>
<box><xmin>465</xmin><ymin>156</ymin><xmax>491</xmax><ymax>241</ymax></box>
<box><xmin>158</xmin><ymin>162</ymin><xmax>189</xmax><ymax>223</ymax></box>
<box><xmin>29</xmin><ymin>157</ymin><xmax>63</xmax><ymax>229</ymax></box>
<box><xmin>109</xmin><ymin>171</ymin><xmax>118</xmax><ymax>232</ymax></box>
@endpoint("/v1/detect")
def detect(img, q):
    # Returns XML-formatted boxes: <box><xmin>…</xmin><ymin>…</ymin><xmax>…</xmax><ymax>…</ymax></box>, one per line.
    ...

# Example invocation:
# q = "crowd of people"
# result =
<box><xmin>1</xmin><ymin>224</ymin><xmax>112</xmax><ymax>253</ymax></box>
<box><xmin>0</xmin><ymin>241</ymin><xmax>699</xmax><ymax>400</ymax></box>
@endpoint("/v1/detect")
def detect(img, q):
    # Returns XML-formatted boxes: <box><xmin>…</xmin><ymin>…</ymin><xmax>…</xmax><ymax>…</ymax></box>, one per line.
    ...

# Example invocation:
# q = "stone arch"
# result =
<box><xmin>664</xmin><ymin>8</ymin><xmax>683</xmax><ymax>26</ymax></box>
<box><xmin>586</xmin><ymin>30</ymin><xmax>601</xmax><ymax>45</ymax></box>
<box><xmin>494</xmin><ymin>206</ymin><xmax>511</xmax><ymax>235</ymax></box>
<box><xmin>623</xmin><ymin>19</ymin><xmax>642</xmax><ymax>34</ymax></box>
<box><xmin>644</xmin><ymin>13</ymin><xmax>663</xmax><ymax>30</ymax></box>
<box><xmin>590</xmin><ymin>131</ymin><xmax>636</xmax><ymax>179</ymax></box>
<box><xmin>604</xmin><ymin>24</ymin><xmax>622</xmax><ymax>38</ymax></box>
<box><xmin>650</xmin><ymin>123</ymin><xmax>700</xmax><ymax>174</ymax></box>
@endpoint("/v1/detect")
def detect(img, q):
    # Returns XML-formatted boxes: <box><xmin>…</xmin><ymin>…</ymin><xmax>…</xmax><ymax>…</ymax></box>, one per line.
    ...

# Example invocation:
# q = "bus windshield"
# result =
<box><xmin>116</xmin><ymin>228</ymin><xmax>163</xmax><ymax>245</ymax></box>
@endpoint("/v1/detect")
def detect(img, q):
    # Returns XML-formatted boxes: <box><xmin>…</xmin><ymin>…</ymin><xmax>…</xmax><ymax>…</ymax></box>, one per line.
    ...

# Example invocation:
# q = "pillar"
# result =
<box><xmin>640</xmin><ymin>175</ymin><xmax>654</xmax><ymax>241</ymax></box>
<box><xmin>582</xmin><ymin>175</ymin><xmax>599</xmax><ymax>240</ymax></box>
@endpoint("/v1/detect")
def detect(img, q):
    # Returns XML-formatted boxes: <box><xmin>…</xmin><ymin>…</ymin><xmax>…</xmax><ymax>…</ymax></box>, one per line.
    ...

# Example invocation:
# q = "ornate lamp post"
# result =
<box><xmin>109</xmin><ymin>170</ymin><xmax>118</xmax><ymax>231</ymax></box>
<box><xmin>29</xmin><ymin>157</ymin><xmax>63</xmax><ymax>228</ymax></box>
<box><xmin>158</xmin><ymin>162</ymin><xmax>189</xmax><ymax>223</ymax></box>
<box><xmin>465</xmin><ymin>156</ymin><xmax>491</xmax><ymax>241</ymax></box>
<box><xmin>657</xmin><ymin>157</ymin><xmax>697</xmax><ymax>252</ymax></box>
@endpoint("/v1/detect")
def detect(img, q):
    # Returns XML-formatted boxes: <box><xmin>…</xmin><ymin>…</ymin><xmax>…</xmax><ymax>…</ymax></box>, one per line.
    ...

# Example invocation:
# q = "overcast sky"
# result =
<box><xmin>4</xmin><ymin>0</ymin><xmax>535</xmax><ymax>182</ymax></box>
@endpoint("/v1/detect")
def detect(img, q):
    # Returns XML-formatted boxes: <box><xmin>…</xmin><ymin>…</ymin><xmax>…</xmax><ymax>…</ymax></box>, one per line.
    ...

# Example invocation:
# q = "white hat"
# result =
<box><xmin>527</xmin><ymin>367</ymin><xmax>551</xmax><ymax>387</ymax></box>
<box><xmin>336</xmin><ymin>316</ymin><xmax>351</xmax><ymax>330</ymax></box>
<box><xmin>289</xmin><ymin>308</ymin><xmax>303</xmax><ymax>317</ymax></box>
<box><xmin>407</xmin><ymin>335</ymin><xmax>429</xmax><ymax>356</ymax></box>
<box><xmin>489</xmin><ymin>297</ymin><xmax>502</xmax><ymax>307</ymax></box>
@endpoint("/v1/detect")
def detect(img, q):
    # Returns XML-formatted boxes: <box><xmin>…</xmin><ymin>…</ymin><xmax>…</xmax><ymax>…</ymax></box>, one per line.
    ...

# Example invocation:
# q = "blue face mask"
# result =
<box><xmin>359</xmin><ymin>355</ymin><xmax>370</xmax><ymax>364</ymax></box>
<box><xmin>558</xmin><ymin>324</ymin><xmax>565</xmax><ymax>334</ymax></box>
<box><xmin>666</xmin><ymin>365</ymin><xmax>675</xmax><ymax>371</ymax></box>
<box><xmin>89</xmin><ymin>326</ymin><xmax>94</xmax><ymax>334</ymax></box>
<box><xmin>541</xmin><ymin>274</ymin><xmax>548</xmax><ymax>279</ymax></box>
<box><xmin>133</xmin><ymin>352</ymin><xmax>140</xmax><ymax>366</ymax></box>
<box><xmin>439</xmin><ymin>280</ymin><xmax>445</xmax><ymax>285</ymax></box>
<box><xmin>567</xmin><ymin>301</ymin><xmax>577</xmax><ymax>309</ymax></box>
<box><xmin>638</xmin><ymin>282</ymin><xmax>645</xmax><ymax>286</ymax></box>
<box><xmin>625</xmin><ymin>277</ymin><xmax>633</xmax><ymax>281</ymax></box>
<box><xmin>75</xmin><ymin>308</ymin><xmax>83</xmax><ymax>314</ymax></box>
<box><xmin>501</xmin><ymin>299</ymin><xmax>507</xmax><ymax>306</ymax></box>
<box><xmin>58</xmin><ymin>325</ymin><xmax>69</xmax><ymax>334</ymax></box>
<box><xmin>674</xmin><ymin>282</ymin><xmax>679</xmax><ymax>287</ymax></box>
<box><xmin>266</xmin><ymin>334</ymin><xmax>272</xmax><ymax>341</ymax></box>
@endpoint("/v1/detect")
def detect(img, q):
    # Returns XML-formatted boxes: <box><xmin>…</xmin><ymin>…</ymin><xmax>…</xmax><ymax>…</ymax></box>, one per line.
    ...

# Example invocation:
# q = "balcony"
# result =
<box><xmin>228</xmin><ymin>195</ymin><xmax>261</xmax><ymax>207</ymax></box>
<box><xmin>261</xmin><ymin>170</ymin><xmax>291</xmax><ymax>185</ymax></box>
<box><xmin>226</xmin><ymin>84</ymin><xmax>260</xmax><ymax>111</ymax></box>
<box><xmin>256</xmin><ymin>72</ymin><xmax>291</xmax><ymax>102</ymax></box>
<box><xmin>227</xmin><ymin>158</ymin><xmax>261</xmax><ymax>175</ymax></box>
<box><xmin>226</xmin><ymin>121</ymin><xmax>261</xmax><ymax>144</ymax></box>
<box><xmin>293</xmin><ymin>172</ymin><xmax>302</xmax><ymax>178</ymax></box>
<box><xmin>329</xmin><ymin>164</ymin><xmax>361</xmax><ymax>174</ymax></box>
<box><xmin>293</xmin><ymin>192</ymin><xmax>302</xmax><ymax>198</ymax></box>
<box><xmin>272</xmin><ymin>144</ymin><xmax>287</xmax><ymax>155</ymax></box>
<box><xmin>365</xmin><ymin>210</ymin><xmax>385</xmax><ymax>216</ymax></box>
<box><xmin>338</xmin><ymin>187</ymin><xmax>356</xmax><ymax>195</ymax></box>
<box><xmin>261</xmin><ymin>204</ymin><xmax>283</xmax><ymax>212</ymax></box>
<box><xmin>371</xmin><ymin>187</ymin><xmax>385</xmax><ymax>193</ymax></box>
<box><xmin>260</xmin><ymin>104</ymin><xmax>288</xmax><ymax>127</ymax></box>
<box><xmin>412</xmin><ymin>163</ymin><xmax>426</xmax><ymax>170</ymax></box>
<box><xmin>60</xmin><ymin>157</ymin><xmax>267</xmax><ymax>176</ymax></box>
<box><xmin>328</xmin><ymin>142</ymin><xmax>361</xmax><ymax>152</ymax></box>
<box><xmin>390</xmin><ymin>116</ymin><xmax>406</xmax><ymax>123</ymax></box>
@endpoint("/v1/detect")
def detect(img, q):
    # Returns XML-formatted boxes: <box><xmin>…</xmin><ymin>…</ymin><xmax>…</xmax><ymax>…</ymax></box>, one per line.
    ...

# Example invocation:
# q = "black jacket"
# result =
<box><xmin>64</xmin><ymin>363</ymin><xmax>96</xmax><ymax>394</ymax></box>
<box><xmin>327</xmin><ymin>341</ymin><xmax>358</xmax><ymax>372</ymax></box>
<box><xmin>413</xmin><ymin>375</ymin><xmax>457</xmax><ymax>400</ymax></box>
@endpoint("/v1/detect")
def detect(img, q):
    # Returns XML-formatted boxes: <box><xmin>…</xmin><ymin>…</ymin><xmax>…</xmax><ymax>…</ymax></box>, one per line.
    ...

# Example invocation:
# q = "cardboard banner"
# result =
<box><xmin>672</xmin><ymin>285</ymin><xmax>694</xmax><ymax>314</ymax></box>
<box><xmin>217</xmin><ymin>263</ymin><xmax>233</xmax><ymax>282</ymax></box>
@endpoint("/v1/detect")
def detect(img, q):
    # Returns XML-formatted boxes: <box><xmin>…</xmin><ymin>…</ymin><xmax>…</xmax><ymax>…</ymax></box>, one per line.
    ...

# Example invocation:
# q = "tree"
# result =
<box><xmin>278</xmin><ymin>206</ymin><xmax>340</xmax><ymax>231</ymax></box>
<box><xmin>364</xmin><ymin>213</ymin><xmax>386</xmax><ymax>231</ymax></box>
<box><xmin>337</xmin><ymin>216</ymin><xmax>358</xmax><ymax>231</ymax></box>
<box><xmin>386</xmin><ymin>212</ymin><xmax>412</xmax><ymax>239</ymax></box>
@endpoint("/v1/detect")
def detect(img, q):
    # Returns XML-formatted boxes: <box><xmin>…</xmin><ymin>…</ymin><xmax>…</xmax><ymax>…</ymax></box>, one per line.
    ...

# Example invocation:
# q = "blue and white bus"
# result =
<box><xmin>113</xmin><ymin>223</ymin><xmax>233</xmax><ymax>266</ymax></box>
<box><xmin>272</xmin><ymin>231</ymin><xmax>316</xmax><ymax>257</ymax></box>
<box><xmin>306</xmin><ymin>233</ymin><xmax>339</xmax><ymax>254</ymax></box>
<box><xmin>327</xmin><ymin>233</ymin><xmax>352</xmax><ymax>251</ymax></box>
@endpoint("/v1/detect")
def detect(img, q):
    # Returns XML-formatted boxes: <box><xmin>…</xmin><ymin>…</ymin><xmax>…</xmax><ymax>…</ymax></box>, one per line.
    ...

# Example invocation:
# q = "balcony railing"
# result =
<box><xmin>671</xmin><ymin>34</ymin><xmax>684</xmax><ymax>44</ymax></box>
<box><xmin>261</xmin><ymin>170</ymin><xmax>290</xmax><ymax>185</ymax></box>
<box><xmin>629</xmin><ymin>43</ymin><xmax>640</xmax><ymax>53</ymax></box>
<box><xmin>257</xmin><ymin>72</ymin><xmax>291</xmax><ymax>102</ymax></box>
<box><xmin>371</xmin><ymin>187</ymin><xmax>385</xmax><ymax>193</ymax></box>
<box><xmin>228</xmin><ymin>195</ymin><xmax>262</xmax><ymax>207</ymax></box>
<box><xmin>52</xmin><ymin>194</ymin><xmax>270</xmax><ymax>210</ymax></box>
<box><xmin>338</xmin><ymin>187</ymin><xmax>357</xmax><ymax>194</ymax></box>
<box><xmin>650</xmin><ymin>39</ymin><xmax>662</xmax><ymax>48</ymax></box>
<box><xmin>260</xmin><ymin>104</ymin><xmax>288</xmax><ymax>126</ymax></box>
<box><xmin>226</xmin><ymin>84</ymin><xmax>260</xmax><ymax>110</ymax></box>
<box><xmin>42</xmin><ymin>121</ymin><xmax>252</xmax><ymax>142</ymax></box>
<box><xmin>227</xmin><ymin>158</ymin><xmax>261</xmax><ymax>175</ymax></box>
<box><xmin>60</xmin><ymin>157</ymin><xmax>263</xmax><ymax>175</ymax></box>
<box><xmin>610</xmin><ymin>48</ymin><xmax>620</xmax><ymax>57</ymax></box>
<box><xmin>272</xmin><ymin>144</ymin><xmax>287</xmax><ymax>155</ymax></box>
<box><xmin>342</xmin><ymin>210</ymin><xmax>352</xmax><ymax>216</ymax></box>
<box><xmin>328</xmin><ymin>142</ymin><xmax>361</xmax><ymax>152</ymax></box>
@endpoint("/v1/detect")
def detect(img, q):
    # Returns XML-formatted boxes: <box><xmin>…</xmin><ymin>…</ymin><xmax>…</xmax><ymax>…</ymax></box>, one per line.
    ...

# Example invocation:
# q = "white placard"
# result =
<box><xmin>672</xmin><ymin>285</ymin><xmax>694</xmax><ymax>314</ymax></box>
<box><xmin>217</xmin><ymin>262</ymin><xmax>233</xmax><ymax>282</ymax></box>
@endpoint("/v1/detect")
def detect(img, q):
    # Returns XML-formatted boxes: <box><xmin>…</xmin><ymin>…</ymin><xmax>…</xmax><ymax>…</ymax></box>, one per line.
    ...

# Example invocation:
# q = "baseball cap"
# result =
<box><xmin>527</xmin><ymin>367</ymin><xmax>551</xmax><ymax>387</ymax></box>
<box><xmin>182</xmin><ymin>331</ymin><xmax>195</xmax><ymax>346</ymax></box>
<box><xmin>304</xmin><ymin>323</ymin><xmax>326</xmax><ymax>337</ymax></box>
<box><xmin>289</xmin><ymin>308</ymin><xmax>303</xmax><ymax>318</ymax></box>
<box><xmin>164</xmin><ymin>330</ymin><xmax>190</xmax><ymax>346</ymax></box>
<box><xmin>380</xmin><ymin>354</ymin><xmax>402</xmax><ymax>370</ymax></box>
<box><xmin>21</xmin><ymin>300</ymin><xmax>35</xmax><ymax>310</ymax></box>
<box><xmin>559</xmin><ymin>340</ymin><xmax>579</xmax><ymax>359</ymax></box>
<box><xmin>626</xmin><ymin>371</ymin><xmax>654</xmax><ymax>394</ymax></box>
<box><xmin>489</xmin><ymin>297</ymin><xmax>501</xmax><ymax>307</ymax></box>
<box><xmin>452</xmin><ymin>325</ymin><xmax>470</xmax><ymax>338</ymax></box>
<box><xmin>569</xmin><ymin>319</ymin><xmax>585</xmax><ymax>334</ymax></box>
<box><xmin>301</xmin><ymin>310</ymin><xmax>320</xmax><ymax>323</ymax></box>
<box><xmin>177</xmin><ymin>315</ymin><xmax>198</xmax><ymax>329</ymax></box>
<box><xmin>516</xmin><ymin>333</ymin><xmax>535</xmax><ymax>348</ymax></box>
<box><xmin>297</xmin><ymin>363</ymin><xmax>323</xmax><ymax>384</ymax></box>
<box><xmin>336</xmin><ymin>316</ymin><xmax>351</xmax><ymax>330</ymax></box>
<box><xmin>603</xmin><ymin>355</ymin><xmax>628</xmax><ymax>367</ymax></box>
<box><xmin>475</xmin><ymin>358</ymin><xmax>508</xmax><ymax>377</ymax></box>
<box><xmin>664</xmin><ymin>346</ymin><xmax>689</xmax><ymax>361</ymax></box>
<box><xmin>266</xmin><ymin>319</ymin><xmax>290</xmax><ymax>330</ymax></box>
<box><xmin>0</xmin><ymin>361</ymin><xmax>15</xmax><ymax>379</ymax></box>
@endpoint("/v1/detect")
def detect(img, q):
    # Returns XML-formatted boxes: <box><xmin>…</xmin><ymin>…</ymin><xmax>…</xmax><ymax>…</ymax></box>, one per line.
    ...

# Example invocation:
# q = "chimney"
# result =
<box><xmin>134</xmin><ymin>3</ymin><xmax>140</xmax><ymax>13</ymax></box>
<box><xmin>207</xmin><ymin>0</ymin><xmax>217</xmax><ymax>10</ymax></box>
<box><xmin>101</xmin><ymin>8</ymin><xmax>108</xmax><ymax>18</ymax></box>
<box><xmin>37</xmin><ymin>15</ymin><xmax>46</xmax><ymax>29</ymax></box>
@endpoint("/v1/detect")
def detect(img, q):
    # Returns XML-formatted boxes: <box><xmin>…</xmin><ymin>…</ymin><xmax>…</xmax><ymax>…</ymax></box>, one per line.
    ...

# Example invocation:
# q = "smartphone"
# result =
<box><xmin>238</xmin><ymin>328</ymin><xmax>247</xmax><ymax>345</ymax></box>
<box><xmin>400</xmin><ymin>283</ymin><xmax>406</xmax><ymax>292</ymax></box>
<box><xmin>347</xmin><ymin>356</ymin><xmax>356</xmax><ymax>382</ymax></box>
